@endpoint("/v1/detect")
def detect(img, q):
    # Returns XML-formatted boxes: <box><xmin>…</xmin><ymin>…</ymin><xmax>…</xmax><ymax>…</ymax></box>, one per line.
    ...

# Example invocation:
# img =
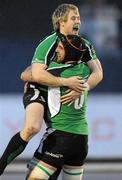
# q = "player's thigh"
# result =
<box><xmin>23</xmin><ymin>83</ymin><xmax>46</xmax><ymax>129</ymax></box>
<box><xmin>62</xmin><ymin>165</ymin><xmax>84</xmax><ymax>180</ymax></box>
<box><xmin>24</xmin><ymin>102</ymin><xmax>44</xmax><ymax>128</ymax></box>
<box><xmin>27</xmin><ymin>160</ymin><xmax>57</xmax><ymax>180</ymax></box>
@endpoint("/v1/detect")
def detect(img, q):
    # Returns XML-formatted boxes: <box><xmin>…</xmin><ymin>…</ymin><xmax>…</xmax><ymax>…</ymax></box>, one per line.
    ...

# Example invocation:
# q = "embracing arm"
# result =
<box><xmin>20</xmin><ymin>64</ymin><xmax>66</xmax><ymax>85</ymax></box>
<box><xmin>31</xmin><ymin>63</ymin><xmax>85</xmax><ymax>92</ymax></box>
<box><xmin>20</xmin><ymin>63</ymin><xmax>85</xmax><ymax>93</ymax></box>
<box><xmin>60</xmin><ymin>59</ymin><xmax>103</xmax><ymax>105</ymax></box>
<box><xmin>86</xmin><ymin>59</ymin><xmax>103</xmax><ymax>90</ymax></box>
<box><xmin>20</xmin><ymin>66</ymin><xmax>32</xmax><ymax>82</ymax></box>
<box><xmin>31</xmin><ymin>63</ymin><xmax>65</xmax><ymax>87</ymax></box>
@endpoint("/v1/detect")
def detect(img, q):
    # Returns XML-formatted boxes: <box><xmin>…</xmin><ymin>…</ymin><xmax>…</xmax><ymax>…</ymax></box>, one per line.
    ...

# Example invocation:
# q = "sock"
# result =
<box><xmin>0</xmin><ymin>132</ymin><xmax>28</xmax><ymax>175</ymax></box>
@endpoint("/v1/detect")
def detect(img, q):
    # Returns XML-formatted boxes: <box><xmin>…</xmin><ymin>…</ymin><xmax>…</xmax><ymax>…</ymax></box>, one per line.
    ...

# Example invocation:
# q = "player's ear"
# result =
<box><xmin>60</xmin><ymin>20</ymin><xmax>65</xmax><ymax>27</ymax></box>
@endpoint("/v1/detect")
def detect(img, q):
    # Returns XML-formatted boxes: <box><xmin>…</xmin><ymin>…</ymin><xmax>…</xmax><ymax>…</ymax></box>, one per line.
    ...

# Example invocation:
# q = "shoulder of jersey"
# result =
<box><xmin>39</xmin><ymin>31</ymin><xmax>57</xmax><ymax>43</ymax></box>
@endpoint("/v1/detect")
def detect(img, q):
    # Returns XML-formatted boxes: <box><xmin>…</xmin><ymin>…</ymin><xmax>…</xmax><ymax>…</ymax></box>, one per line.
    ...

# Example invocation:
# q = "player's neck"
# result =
<box><xmin>60</xmin><ymin>29</ymin><xmax>67</xmax><ymax>36</ymax></box>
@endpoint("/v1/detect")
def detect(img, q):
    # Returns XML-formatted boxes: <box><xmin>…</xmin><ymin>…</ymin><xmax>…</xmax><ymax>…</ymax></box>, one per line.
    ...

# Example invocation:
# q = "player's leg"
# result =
<box><xmin>49</xmin><ymin>168</ymin><xmax>61</xmax><ymax>180</ymax></box>
<box><xmin>20</xmin><ymin>83</ymin><xmax>46</xmax><ymax>141</ymax></box>
<box><xmin>20</xmin><ymin>102</ymin><xmax>44</xmax><ymax>141</ymax></box>
<box><xmin>62</xmin><ymin>134</ymin><xmax>88</xmax><ymax>180</ymax></box>
<box><xmin>0</xmin><ymin>102</ymin><xmax>44</xmax><ymax>175</ymax></box>
<box><xmin>26</xmin><ymin>157</ymin><xmax>61</xmax><ymax>180</ymax></box>
<box><xmin>26</xmin><ymin>129</ymin><xmax>67</xmax><ymax>180</ymax></box>
<box><xmin>25</xmin><ymin>130</ymin><xmax>60</xmax><ymax>180</ymax></box>
<box><xmin>62</xmin><ymin>165</ymin><xmax>84</xmax><ymax>180</ymax></box>
<box><xmin>27</xmin><ymin>160</ymin><xmax>57</xmax><ymax>180</ymax></box>
<box><xmin>0</xmin><ymin>131</ymin><xmax>28</xmax><ymax>175</ymax></box>
<box><xmin>0</xmin><ymin>85</ymin><xmax>45</xmax><ymax>175</ymax></box>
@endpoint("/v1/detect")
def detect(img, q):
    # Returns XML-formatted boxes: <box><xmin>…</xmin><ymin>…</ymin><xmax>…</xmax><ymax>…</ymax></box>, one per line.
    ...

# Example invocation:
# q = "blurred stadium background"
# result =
<box><xmin>0</xmin><ymin>0</ymin><xmax>122</xmax><ymax>179</ymax></box>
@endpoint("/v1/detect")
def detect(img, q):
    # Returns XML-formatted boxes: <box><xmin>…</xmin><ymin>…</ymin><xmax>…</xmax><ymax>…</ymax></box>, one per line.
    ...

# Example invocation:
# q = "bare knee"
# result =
<box><xmin>26</xmin><ymin>125</ymin><xmax>40</xmax><ymax>135</ymax></box>
<box><xmin>21</xmin><ymin>125</ymin><xmax>40</xmax><ymax>141</ymax></box>
<box><xmin>22</xmin><ymin>104</ymin><xmax>44</xmax><ymax>140</ymax></box>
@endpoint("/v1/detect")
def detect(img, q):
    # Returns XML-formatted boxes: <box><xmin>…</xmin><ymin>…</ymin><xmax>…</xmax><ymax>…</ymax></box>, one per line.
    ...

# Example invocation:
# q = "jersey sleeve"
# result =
<box><xmin>82</xmin><ymin>39</ymin><xmax>98</xmax><ymax>62</ymax></box>
<box><xmin>31</xmin><ymin>32</ymin><xmax>57</xmax><ymax>65</ymax></box>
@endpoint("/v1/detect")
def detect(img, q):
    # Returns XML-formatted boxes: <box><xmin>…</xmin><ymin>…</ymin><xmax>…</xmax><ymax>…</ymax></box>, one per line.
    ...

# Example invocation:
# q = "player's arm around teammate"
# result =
<box><xmin>61</xmin><ymin>58</ymin><xmax>103</xmax><ymax>105</ymax></box>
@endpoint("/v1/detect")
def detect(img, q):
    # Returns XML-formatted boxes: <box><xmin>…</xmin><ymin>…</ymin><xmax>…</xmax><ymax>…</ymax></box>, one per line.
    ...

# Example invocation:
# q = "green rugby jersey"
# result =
<box><xmin>47</xmin><ymin>62</ymin><xmax>91</xmax><ymax>135</ymax></box>
<box><xmin>30</xmin><ymin>32</ymin><xmax>98</xmax><ymax>135</ymax></box>
<box><xmin>32</xmin><ymin>32</ymin><xmax>58</xmax><ymax>65</ymax></box>
<box><xmin>31</xmin><ymin>32</ymin><xmax>97</xmax><ymax>66</ymax></box>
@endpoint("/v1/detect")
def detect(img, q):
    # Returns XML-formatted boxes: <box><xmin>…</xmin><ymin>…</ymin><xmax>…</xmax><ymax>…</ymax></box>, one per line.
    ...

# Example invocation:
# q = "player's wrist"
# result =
<box><xmin>85</xmin><ymin>82</ymin><xmax>90</xmax><ymax>91</ymax></box>
<box><xmin>58</xmin><ymin>77</ymin><xmax>68</xmax><ymax>86</ymax></box>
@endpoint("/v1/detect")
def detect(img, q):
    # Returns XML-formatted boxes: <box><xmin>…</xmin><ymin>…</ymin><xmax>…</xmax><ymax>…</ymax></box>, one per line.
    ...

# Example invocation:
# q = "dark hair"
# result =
<box><xmin>58</xmin><ymin>33</ymin><xmax>86</xmax><ymax>63</ymax></box>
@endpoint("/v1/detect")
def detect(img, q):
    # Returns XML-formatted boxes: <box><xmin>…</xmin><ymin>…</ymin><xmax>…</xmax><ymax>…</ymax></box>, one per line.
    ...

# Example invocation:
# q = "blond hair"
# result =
<box><xmin>52</xmin><ymin>4</ymin><xmax>78</xmax><ymax>31</ymax></box>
